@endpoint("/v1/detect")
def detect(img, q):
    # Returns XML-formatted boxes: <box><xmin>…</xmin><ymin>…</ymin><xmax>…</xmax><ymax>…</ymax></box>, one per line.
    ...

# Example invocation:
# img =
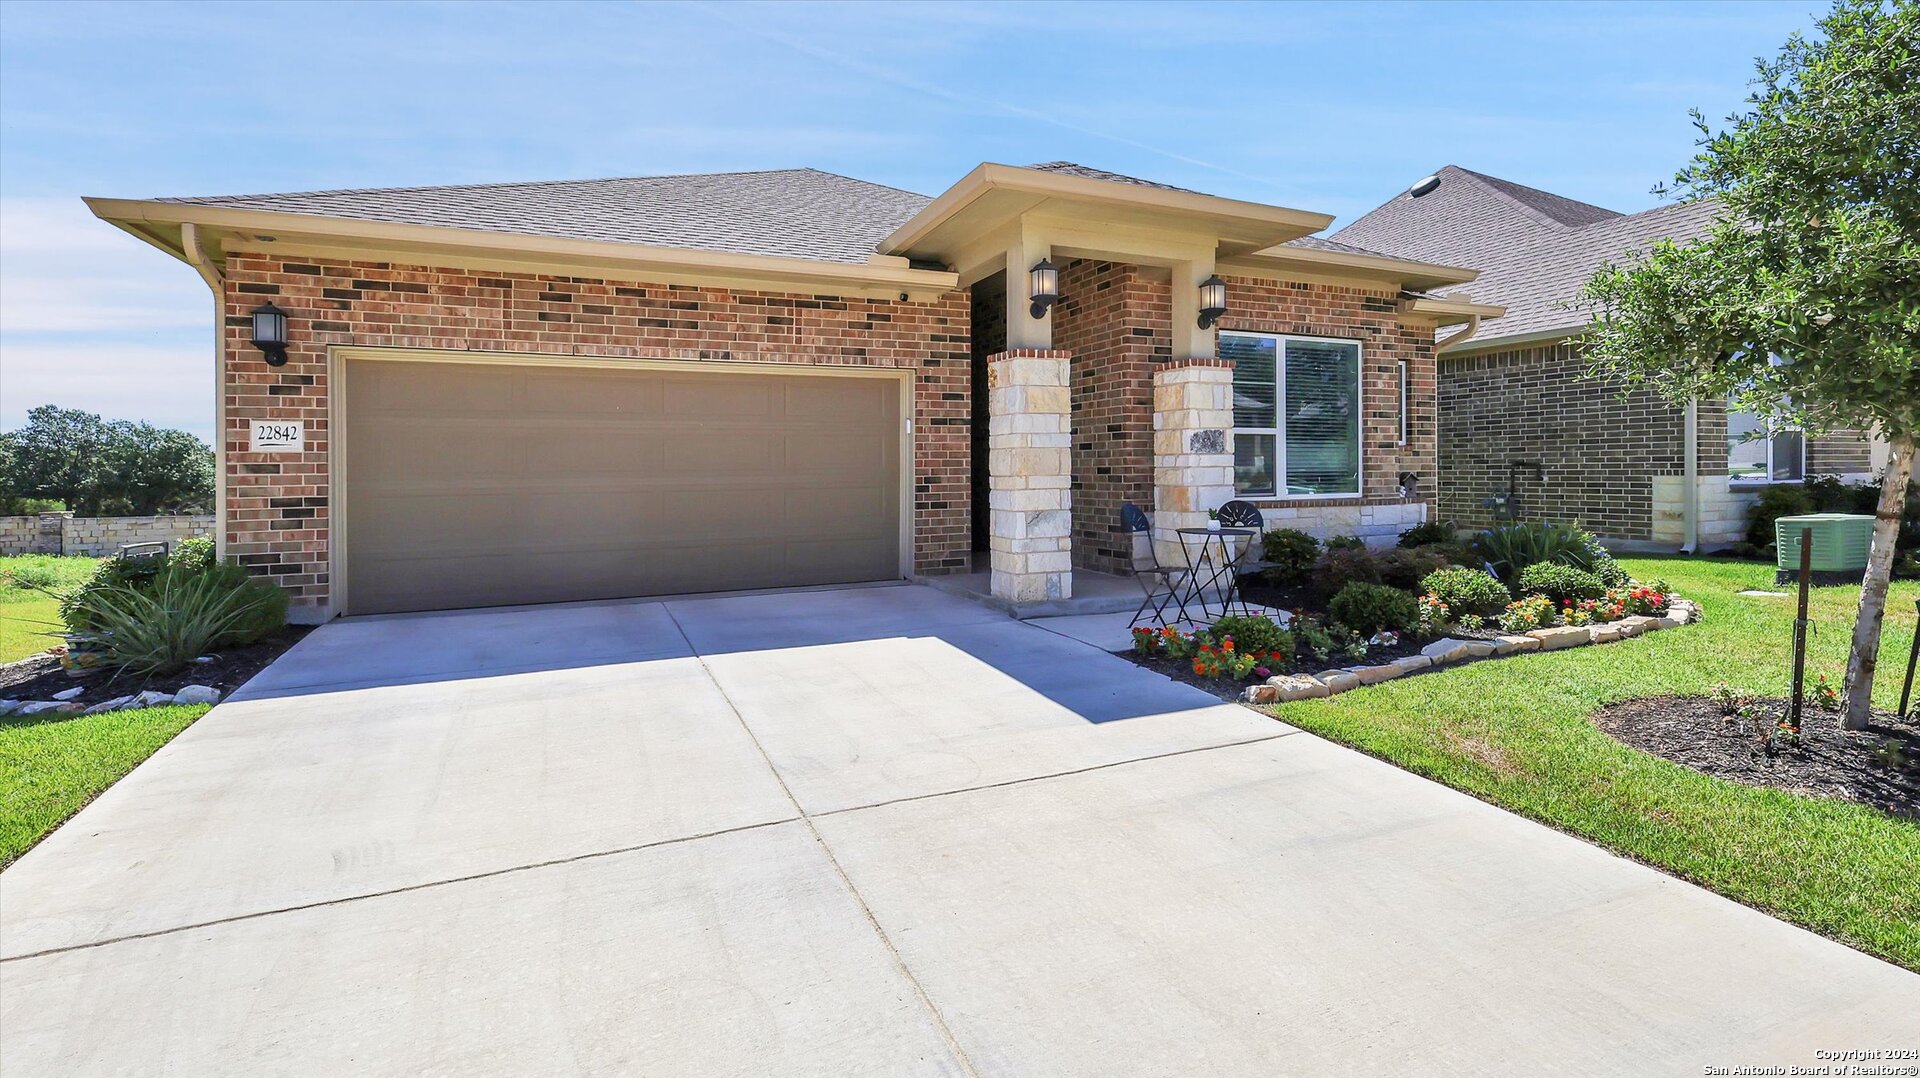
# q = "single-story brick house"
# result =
<box><xmin>1331</xmin><ymin>165</ymin><xmax>1888</xmax><ymax>551</ymax></box>
<box><xmin>90</xmin><ymin>162</ymin><xmax>1494</xmax><ymax>620</ymax></box>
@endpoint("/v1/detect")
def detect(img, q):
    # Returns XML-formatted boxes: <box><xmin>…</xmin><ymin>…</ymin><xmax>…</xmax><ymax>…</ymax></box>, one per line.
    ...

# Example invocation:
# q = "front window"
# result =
<box><xmin>1225</xmin><ymin>332</ymin><xmax>1362</xmax><ymax>497</ymax></box>
<box><xmin>1728</xmin><ymin>406</ymin><xmax>1804</xmax><ymax>482</ymax></box>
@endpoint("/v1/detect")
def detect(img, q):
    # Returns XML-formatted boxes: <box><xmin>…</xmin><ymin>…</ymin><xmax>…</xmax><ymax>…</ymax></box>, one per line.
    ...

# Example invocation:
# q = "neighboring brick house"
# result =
<box><xmin>90</xmin><ymin>161</ymin><xmax>1490</xmax><ymax>620</ymax></box>
<box><xmin>1333</xmin><ymin>165</ymin><xmax>1886</xmax><ymax>551</ymax></box>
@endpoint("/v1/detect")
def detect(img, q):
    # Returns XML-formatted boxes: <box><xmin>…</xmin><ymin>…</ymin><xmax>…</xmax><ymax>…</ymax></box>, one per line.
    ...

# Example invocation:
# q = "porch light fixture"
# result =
<box><xmin>250</xmin><ymin>301</ymin><xmax>289</xmax><ymax>367</ymax></box>
<box><xmin>1196</xmin><ymin>274</ymin><xmax>1228</xmax><ymax>329</ymax></box>
<box><xmin>1028</xmin><ymin>258</ymin><xmax>1060</xmax><ymax>319</ymax></box>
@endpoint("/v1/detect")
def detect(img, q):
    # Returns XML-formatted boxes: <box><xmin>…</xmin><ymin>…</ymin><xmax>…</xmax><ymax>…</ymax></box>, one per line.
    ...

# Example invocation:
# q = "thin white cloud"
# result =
<box><xmin>0</xmin><ymin>198</ymin><xmax>209</xmax><ymax>334</ymax></box>
<box><xmin>0</xmin><ymin>338</ymin><xmax>213</xmax><ymax>441</ymax></box>
<box><xmin>679</xmin><ymin>1</ymin><xmax>1293</xmax><ymax>192</ymax></box>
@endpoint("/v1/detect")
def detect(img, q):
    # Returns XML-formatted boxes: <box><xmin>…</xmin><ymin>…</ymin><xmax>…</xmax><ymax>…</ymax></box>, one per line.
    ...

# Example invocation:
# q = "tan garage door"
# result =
<box><xmin>342</xmin><ymin>357</ymin><xmax>902</xmax><ymax>615</ymax></box>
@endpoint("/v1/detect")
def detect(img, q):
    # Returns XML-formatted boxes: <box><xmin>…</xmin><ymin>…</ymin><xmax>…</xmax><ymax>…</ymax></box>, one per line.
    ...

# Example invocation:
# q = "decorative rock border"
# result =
<box><xmin>0</xmin><ymin>684</ymin><xmax>223</xmax><ymax>717</ymax></box>
<box><xmin>1244</xmin><ymin>598</ymin><xmax>1700</xmax><ymax>704</ymax></box>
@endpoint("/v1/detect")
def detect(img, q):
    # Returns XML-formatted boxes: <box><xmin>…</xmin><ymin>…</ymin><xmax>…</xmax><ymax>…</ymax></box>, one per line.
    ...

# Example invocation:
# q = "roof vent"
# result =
<box><xmin>1407</xmin><ymin>174</ymin><xmax>1441</xmax><ymax>198</ymax></box>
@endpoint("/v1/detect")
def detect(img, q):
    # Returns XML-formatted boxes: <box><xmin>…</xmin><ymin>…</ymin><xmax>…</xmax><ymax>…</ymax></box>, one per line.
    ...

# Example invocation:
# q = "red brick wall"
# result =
<box><xmin>1054</xmin><ymin>261</ymin><xmax>1170</xmax><ymax>573</ymax></box>
<box><xmin>219</xmin><ymin>253</ymin><xmax>971</xmax><ymax>615</ymax></box>
<box><xmin>1217</xmin><ymin>275</ymin><xmax>1438</xmax><ymax>513</ymax></box>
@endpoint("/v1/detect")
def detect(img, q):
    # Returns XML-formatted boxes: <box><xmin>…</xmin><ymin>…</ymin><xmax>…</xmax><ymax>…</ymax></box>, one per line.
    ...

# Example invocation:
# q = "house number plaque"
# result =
<box><xmin>250</xmin><ymin>420</ymin><xmax>304</xmax><ymax>453</ymax></box>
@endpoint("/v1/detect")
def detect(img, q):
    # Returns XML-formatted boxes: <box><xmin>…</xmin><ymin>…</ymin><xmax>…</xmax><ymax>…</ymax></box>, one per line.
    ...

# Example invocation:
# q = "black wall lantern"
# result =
<box><xmin>1196</xmin><ymin>274</ymin><xmax>1228</xmax><ymax>329</ymax></box>
<box><xmin>1028</xmin><ymin>258</ymin><xmax>1060</xmax><ymax>319</ymax></box>
<box><xmin>250</xmin><ymin>301</ymin><xmax>289</xmax><ymax>367</ymax></box>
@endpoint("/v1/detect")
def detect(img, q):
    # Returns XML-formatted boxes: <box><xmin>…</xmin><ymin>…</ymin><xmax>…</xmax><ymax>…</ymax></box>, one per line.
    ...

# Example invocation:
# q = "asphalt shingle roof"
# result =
<box><xmin>1330</xmin><ymin>165</ymin><xmax>1724</xmax><ymax>344</ymax></box>
<box><xmin>1027</xmin><ymin>161</ymin><xmax>1197</xmax><ymax>192</ymax></box>
<box><xmin>157</xmin><ymin>168</ymin><xmax>934</xmax><ymax>265</ymax></box>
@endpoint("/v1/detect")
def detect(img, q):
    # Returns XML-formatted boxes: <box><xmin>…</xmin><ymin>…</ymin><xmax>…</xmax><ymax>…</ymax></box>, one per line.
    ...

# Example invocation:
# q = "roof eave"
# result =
<box><xmin>1404</xmin><ymin>296</ymin><xmax>1505</xmax><ymax>321</ymax></box>
<box><xmin>84</xmin><ymin>197</ymin><xmax>961</xmax><ymax>295</ymax></box>
<box><xmin>1222</xmin><ymin>245</ymin><xmax>1480</xmax><ymax>290</ymax></box>
<box><xmin>1438</xmin><ymin>323</ymin><xmax>1585</xmax><ymax>356</ymax></box>
<box><xmin>877</xmin><ymin>162</ymin><xmax>1333</xmax><ymax>261</ymax></box>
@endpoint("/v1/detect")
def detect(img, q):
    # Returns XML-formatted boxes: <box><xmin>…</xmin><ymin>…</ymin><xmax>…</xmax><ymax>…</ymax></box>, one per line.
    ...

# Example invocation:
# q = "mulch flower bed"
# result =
<box><xmin>0</xmin><ymin>627</ymin><xmax>311</xmax><ymax>711</ymax></box>
<box><xmin>1119</xmin><ymin>622</ymin><xmax>1438</xmax><ymax>703</ymax></box>
<box><xmin>1591</xmin><ymin>695</ymin><xmax>1920</xmax><ymax>818</ymax></box>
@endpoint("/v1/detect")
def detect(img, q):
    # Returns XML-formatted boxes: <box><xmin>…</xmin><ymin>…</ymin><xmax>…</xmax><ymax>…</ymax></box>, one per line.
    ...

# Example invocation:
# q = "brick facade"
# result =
<box><xmin>1054</xmin><ymin>260</ymin><xmax>1169</xmax><ymax>574</ymax></box>
<box><xmin>1438</xmin><ymin>340</ymin><xmax>1880</xmax><ymax>544</ymax></box>
<box><xmin>1217</xmin><ymin>274</ymin><xmax>1439</xmax><ymax>517</ymax></box>
<box><xmin>219</xmin><ymin>253</ymin><xmax>971</xmax><ymax>616</ymax></box>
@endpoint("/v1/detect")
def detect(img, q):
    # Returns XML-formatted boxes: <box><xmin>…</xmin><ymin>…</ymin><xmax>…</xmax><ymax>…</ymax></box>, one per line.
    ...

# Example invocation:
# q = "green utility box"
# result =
<box><xmin>1775</xmin><ymin>512</ymin><xmax>1875</xmax><ymax>584</ymax></box>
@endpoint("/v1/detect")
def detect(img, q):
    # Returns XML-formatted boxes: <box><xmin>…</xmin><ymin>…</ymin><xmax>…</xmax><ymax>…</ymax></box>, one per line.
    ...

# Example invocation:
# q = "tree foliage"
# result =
<box><xmin>1579</xmin><ymin>0</ymin><xmax>1920</xmax><ymax>729</ymax></box>
<box><xmin>0</xmin><ymin>406</ymin><xmax>214</xmax><ymax>515</ymax></box>
<box><xmin>1579</xmin><ymin>0</ymin><xmax>1919</xmax><ymax>440</ymax></box>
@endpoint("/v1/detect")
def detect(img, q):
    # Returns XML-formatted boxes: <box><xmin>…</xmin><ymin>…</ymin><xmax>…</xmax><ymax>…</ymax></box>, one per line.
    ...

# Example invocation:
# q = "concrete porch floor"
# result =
<box><xmin>923</xmin><ymin>568</ymin><xmax>1293</xmax><ymax>653</ymax></box>
<box><xmin>920</xmin><ymin>567</ymin><xmax>1144</xmax><ymax>619</ymax></box>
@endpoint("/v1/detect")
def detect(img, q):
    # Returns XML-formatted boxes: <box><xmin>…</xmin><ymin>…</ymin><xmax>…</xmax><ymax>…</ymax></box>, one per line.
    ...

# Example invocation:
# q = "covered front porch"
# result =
<box><xmin>876</xmin><ymin>162</ymin><xmax>1494</xmax><ymax>614</ymax></box>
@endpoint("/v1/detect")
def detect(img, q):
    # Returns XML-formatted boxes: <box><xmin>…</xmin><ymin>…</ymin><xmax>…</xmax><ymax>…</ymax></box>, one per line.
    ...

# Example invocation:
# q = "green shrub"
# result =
<box><xmin>64</xmin><ymin>563</ymin><xmax>287</xmax><ymax>676</ymax></box>
<box><xmin>0</xmin><ymin>497</ymin><xmax>67</xmax><ymax>514</ymax></box>
<box><xmin>1258</xmin><ymin>528</ymin><xmax>1320</xmax><ymax>587</ymax></box>
<box><xmin>1745</xmin><ymin>484</ymin><xmax>1814</xmax><ymax>548</ymax></box>
<box><xmin>1376</xmin><ymin>546</ymin><xmax>1454</xmax><ymax>591</ymax></box>
<box><xmin>169</xmin><ymin>536</ymin><xmax>216</xmax><ymax>576</ymax></box>
<box><xmin>61</xmin><ymin>551</ymin><xmax>170</xmax><ymax>632</ymax></box>
<box><xmin>1420</xmin><ymin>566</ymin><xmax>1510</xmax><ymax>617</ymax></box>
<box><xmin>1474</xmin><ymin>521</ymin><xmax>1619</xmax><ymax>583</ymax></box>
<box><xmin>1308</xmin><ymin>547</ymin><xmax>1380</xmax><ymax>606</ymax></box>
<box><xmin>1207</xmin><ymin>615</ymin><xmax>1293</xmax><ymax>658</ymax></box>
<box><xmin>1325</xmin><ymin>534</ymin><xmax>1366</xmax><ymax>551</ymax></box>
<box><xmin>1397</xmin><ymin>521</ymin><xmax>1456</xmax><ymax>548</ymax></box>
<box><xmin>1515</xmin><ymin>562</ymin><xmax>1606</xmax><ymax>606</ymax></box>
<box><xmin>1327</xmin><ymin>581</ymin><xmax>1420</xmax><ymax>638</ymax></box>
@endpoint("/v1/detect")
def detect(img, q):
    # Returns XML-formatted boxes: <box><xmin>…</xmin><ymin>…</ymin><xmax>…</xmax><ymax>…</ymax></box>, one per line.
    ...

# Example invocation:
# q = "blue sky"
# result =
<box><xmin>0</xmin><ymin>0</ymin><xmax>1822</xmax><ymax>443</ymax></box>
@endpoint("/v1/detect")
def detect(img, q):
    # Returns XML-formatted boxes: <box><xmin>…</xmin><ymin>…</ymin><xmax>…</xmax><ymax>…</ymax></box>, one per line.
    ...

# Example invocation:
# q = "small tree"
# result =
<box><xmin>1581</xmin><ymin>0</ymin><xmax>1919</xmax><ymax>730</ymax></box>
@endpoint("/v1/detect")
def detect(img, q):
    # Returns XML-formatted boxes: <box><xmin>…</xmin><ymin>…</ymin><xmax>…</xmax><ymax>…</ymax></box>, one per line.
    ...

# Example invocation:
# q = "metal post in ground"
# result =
<box><xmin>1787</xmin><ymin>526</ymin><xmax>1814</xmax><ymax>738</ymax></box>
<box><xmin>1898</xmin><ymin>598</ymin><xmax>1919</xmax><ymax>722</ymax></box>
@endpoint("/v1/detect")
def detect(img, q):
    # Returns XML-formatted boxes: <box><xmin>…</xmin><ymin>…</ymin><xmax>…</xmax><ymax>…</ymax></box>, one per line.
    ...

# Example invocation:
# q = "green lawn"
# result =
<box><xmin>1</xmin><ymin>703</ymin><xmax>211</xmax><ymax>865</ymax></box>
<box><xmin>0</xmin><ymin>554</ymin><xmax>214</xmax><ymax>866</ymax></box>
<box><xmin>1264</xmin><ymin>556</ymin><xmax>1920</xmax><ymax>970</ymax></box>
<box><xmin>0</xmin><ymin>554</ymin><xmax>99</xmax><ymax>662</ymax></box>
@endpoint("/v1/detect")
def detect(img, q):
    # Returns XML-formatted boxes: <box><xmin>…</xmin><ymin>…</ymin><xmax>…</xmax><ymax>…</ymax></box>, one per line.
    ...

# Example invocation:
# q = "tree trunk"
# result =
<box><xmin>1842</xmin><ymin>432</ymin><xmax>1916</xmax><ymax>730</ymax></box>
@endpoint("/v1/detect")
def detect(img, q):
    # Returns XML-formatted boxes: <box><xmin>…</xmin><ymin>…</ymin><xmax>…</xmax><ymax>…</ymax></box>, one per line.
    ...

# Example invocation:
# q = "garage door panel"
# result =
<box><xmin>662</xmin><ymin>376</ymin><xmax>774</xmax><ymax>419</ymax></box>
<box><xmin>528</xmin><ymin>427</ymin><xmax>669</xmax><ymax>477</ymax></box>
<box><xmin>345</xmin><ymin>358</ymin><xmax>903</xmax><ymax>614</ymax></box>
<box><xmin>353</xmin><ymin>425</ymin><xmax>527</xmax><ymax>482</ymax></box>
<box><xmin>660</xmin><ymin>431</ymin><xmax>776</xmax><ymax>473</ymax></box>
<box><xmin>520</xmin><ymin>368</ymin><xmax>658</xmax><ymax>416</ymax></box>
<box><xmin>353</xmin><ymin>363</ymin><xmax>516</xmax><ymax>415</ymax></box>
<box><xmin>781</xmin><ymin>430</ymin><xmax>894</xmax><ymax>474</ymax></box>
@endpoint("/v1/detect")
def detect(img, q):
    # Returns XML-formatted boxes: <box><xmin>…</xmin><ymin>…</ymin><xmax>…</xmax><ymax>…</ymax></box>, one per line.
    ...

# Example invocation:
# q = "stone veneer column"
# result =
<box><xmin>1152</xmin><ymin>359</ymin><xmax>1235</xmax><ymax>564</ymax></box>
<box><xmin>988</xmin><ymin>349</ymin><xmax>1074</xmax><ymax>603</ymax></box>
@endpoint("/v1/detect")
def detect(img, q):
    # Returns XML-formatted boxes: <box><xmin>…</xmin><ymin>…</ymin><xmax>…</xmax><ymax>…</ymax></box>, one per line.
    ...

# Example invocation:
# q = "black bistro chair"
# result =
<box><xmin>1121</xmin><ymin>502</ymin><xmax>1192</xmax><ymax>628</ymax></box>
<box><xmin>1214</xmin><ymin>499</ymin><xmax>1273</xmax><ymax>616</ymax></box>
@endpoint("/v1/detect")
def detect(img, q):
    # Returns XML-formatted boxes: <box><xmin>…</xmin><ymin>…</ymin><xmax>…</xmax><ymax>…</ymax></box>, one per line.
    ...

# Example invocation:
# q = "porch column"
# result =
<box><xmin>988</xmin><ymin>348</ymin><xmax>1074</xmax><ymax>603</ymax></box>
<box><xmin>1152</xmin><ymin>358</ymin><xmax>1236</xmax><ymax>565</ymax></box>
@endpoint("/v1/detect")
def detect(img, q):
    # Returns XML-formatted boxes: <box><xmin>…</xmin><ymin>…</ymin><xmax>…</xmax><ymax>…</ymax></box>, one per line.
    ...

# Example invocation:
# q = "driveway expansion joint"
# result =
<box><xmin>0</xmin><ymin>815</ymin><xmax>800</xmax><ymax>965</ymax></box>
<box><xmin>661</xmin><ymin>601</ymin><xmax>984</xmax><ymax>1078</ymax></box>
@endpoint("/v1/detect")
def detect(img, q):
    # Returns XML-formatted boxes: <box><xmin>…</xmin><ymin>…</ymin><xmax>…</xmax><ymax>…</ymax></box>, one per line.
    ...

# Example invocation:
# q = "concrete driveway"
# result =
<box><xmin>3</xmin><ymin>584</ymin><xmax>1914</xmax><ymax>1075</ymax></box>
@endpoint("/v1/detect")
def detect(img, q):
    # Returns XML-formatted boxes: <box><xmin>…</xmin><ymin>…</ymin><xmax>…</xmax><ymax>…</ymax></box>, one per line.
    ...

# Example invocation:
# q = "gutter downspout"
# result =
<box><xmin>180</xmin><ymin>223</ymin><xmax>227</xmax><ymax>561</ymax></box>
<box><xmin>1435</xmin><ymin>315</ymin><xmax>1480</xmax><ymax>352</ymax></box>
<box><xmin>1681</xmin><ymin>398</ymin><xmax>1699</xmax><ymax>554</ymax></box>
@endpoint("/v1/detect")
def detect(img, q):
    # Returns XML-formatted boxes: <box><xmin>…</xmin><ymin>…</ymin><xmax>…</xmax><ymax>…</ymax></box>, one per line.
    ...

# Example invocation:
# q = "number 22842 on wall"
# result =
<box><xmin>250</xmin><ymin>420</ymin><xmax>303</xmax><ymax>453</ymax></box>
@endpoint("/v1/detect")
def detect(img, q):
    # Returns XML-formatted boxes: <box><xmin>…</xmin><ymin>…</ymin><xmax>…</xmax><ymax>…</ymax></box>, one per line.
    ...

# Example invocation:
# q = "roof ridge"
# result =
<box><xmin>1442</xmin><ymin>165</ymin><xmax>1621</xmax><ymax>231</ymax></box>
<box><xmin>152</xmin><ymin>167</ymin><xmax>899</xmax><ymax>206</ymax></box>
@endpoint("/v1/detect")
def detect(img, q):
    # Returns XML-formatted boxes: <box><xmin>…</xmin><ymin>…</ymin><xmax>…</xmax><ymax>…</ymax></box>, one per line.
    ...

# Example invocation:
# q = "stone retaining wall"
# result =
<box><xmin>0</xmin><ymin>514</ymin><xmax>214</xmax><ymax>557</ymax></box>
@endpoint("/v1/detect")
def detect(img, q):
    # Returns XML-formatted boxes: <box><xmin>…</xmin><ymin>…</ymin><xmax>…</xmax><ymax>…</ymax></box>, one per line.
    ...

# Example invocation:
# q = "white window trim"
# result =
<box><xmin>1727</xmin><ymin>406</ymin><xmax>1807</xmax><ymax>486</ymax></box>
<box><xmin>1225</xmin><ymin>330</ymin><xmax>1364</xmax><ymax>500</ymax></box>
